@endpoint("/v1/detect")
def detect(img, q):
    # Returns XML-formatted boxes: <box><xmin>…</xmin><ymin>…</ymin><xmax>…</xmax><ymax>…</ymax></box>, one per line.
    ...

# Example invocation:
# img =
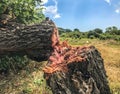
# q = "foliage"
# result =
<box><xmin>0</xmin><ymin>0</ymin><xmax>45</xmax><ymax>24</ymax></box>
<box><xmin>58</xmin><ymin>27</ymin><xmax>66</xmax><ymax>35</ymax></box>
<box><xmin>34</xmin><ymin>78</ymin><xmax>44</xmax><ymax>86</ymax></box>
<box><xmin>59</xmin><ymin>27</ymin><xmax>120</xmax><ymax>41</ymax></box>
<box><xmin>59</xmin><ymin>28</ymin><xmax>88</xmax><ymax>39</ymax></box>
<box><xmin>0</xmin><ymin>55</ymin><xmax>29</xmax><ymax>73</ymax></box>
<box><xmin>105</xmin><ymin>26</ymin><xmax>120</xmax><ymax>35</ymax></box>
<box><xmin>99</xmin><ymin>33</ymin><xmax>120</xmax><ymax>41</ymax></box>
<box><xmin>74</xmin><ymin>28</ymin><xmax>80</xmax><ymax>32</ymax></box>
<box><xmin>65</xmin><ymin>29</ymin><xmax>72</xmax><ymax>32</ymax></box>
<box><xmin>87</xmin><ymin>29</ymin><xmax>102</xmax><ymax>38</ymax></box>
<box><xmin>61</xmin><ymin>31</ymin><xmax>82</xmax><ymax>39</ymax></box>
<box><xmin>99</xmin><ymin>34</ymin><xmax>106</xmax><ymax>40</ymax></box>
<box><xmin>94</xmin><ymin>28</ymin><xmax>103</xmax><ymax>34</ymax></box>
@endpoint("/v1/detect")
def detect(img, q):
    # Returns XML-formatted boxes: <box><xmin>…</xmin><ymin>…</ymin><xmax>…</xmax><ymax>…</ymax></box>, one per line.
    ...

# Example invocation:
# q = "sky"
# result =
<box><xmin>41</xmin><ymin>0</ymin><xmax>120</xmax><ymax>32</ymax></box>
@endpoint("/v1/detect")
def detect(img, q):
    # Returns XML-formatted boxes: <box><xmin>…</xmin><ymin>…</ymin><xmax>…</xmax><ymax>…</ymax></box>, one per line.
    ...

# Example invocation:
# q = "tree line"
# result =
<box><xmin>59</xmin><ymin>26</ymin><xmax>120</xmax><ymax>41</ymax></box>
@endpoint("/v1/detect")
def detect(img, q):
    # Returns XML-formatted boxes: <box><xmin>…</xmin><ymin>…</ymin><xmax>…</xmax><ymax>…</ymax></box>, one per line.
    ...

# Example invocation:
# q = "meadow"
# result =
<box><xmin>0</xmin><ymin>38</ymin><xmax>120</xmax><ymax>94</ymax></box>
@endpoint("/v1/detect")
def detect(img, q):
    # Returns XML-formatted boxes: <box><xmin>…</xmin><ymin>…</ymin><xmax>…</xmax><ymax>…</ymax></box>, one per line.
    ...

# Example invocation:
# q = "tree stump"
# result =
<box><xmin>44</xmin><ymin>46</ymin><xmax>111</xmax><ymax>94</ymax></box>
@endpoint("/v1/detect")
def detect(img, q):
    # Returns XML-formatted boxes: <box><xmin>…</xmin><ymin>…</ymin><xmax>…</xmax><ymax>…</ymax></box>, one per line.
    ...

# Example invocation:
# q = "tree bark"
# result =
<box><xmin>0</xmin><ymin>19</ymin><xmax>58</xmax><ymax>61</ymax></box>
<box><xmin>45</xmin><ymin>46</ymin><xmax>111</xmax><ymax>94</ymax></box>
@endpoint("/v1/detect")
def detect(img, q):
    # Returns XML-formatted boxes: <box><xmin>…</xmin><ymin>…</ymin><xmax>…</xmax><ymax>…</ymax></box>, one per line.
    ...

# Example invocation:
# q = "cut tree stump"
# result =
<box><xmin>44</xmin><ymin>46</ymin><xmax>111</xmax><ymax>94</ymax></box>
<box><xmin>0</xmin><ymin>18</ymin><xmax>59</xmax><ymax>61</ymax></box>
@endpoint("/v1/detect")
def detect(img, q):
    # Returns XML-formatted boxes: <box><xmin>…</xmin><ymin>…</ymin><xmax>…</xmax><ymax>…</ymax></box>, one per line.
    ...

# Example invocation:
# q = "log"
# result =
<box><xmin>0</xmin><ymin>18</ymin><xmax>59</xmax><ymax>61</ymax></box>
<box><xmin>44</xmin><ymin>46</ymin><xmax>111</xmax><ymax>94</ymax></box>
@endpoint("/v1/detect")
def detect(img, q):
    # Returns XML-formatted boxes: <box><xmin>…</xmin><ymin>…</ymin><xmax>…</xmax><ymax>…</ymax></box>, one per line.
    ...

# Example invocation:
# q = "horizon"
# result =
<box><xmin>42</xmin><ymin>0</ymin><xmax>120</xmax><ymax>32</ymax></box>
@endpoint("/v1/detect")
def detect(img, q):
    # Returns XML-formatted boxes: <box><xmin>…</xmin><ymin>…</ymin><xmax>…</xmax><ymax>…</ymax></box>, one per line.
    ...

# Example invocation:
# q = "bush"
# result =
<box><xmin>99</xmin><ymin>34</ymin><xmax>106</xmax><ymax>40</ymax></box>
<box><xmin>114</xmin><ymin>36</ymin><xmax>120</xmax><ymax>41</ymax></box>
<box><xmin>61</xmin><ymin>32</ymin><xmax>82</xmax><ymax>39</ymax></box>
<box><xmin>87</xmin><ymin>31</ymin><xmax>100</xmax><ymax>38</ymax></box>
<box><xmin>0</xmin><ymin>55</ymin><xmax>29</xmax><ymax>73</ymax></box>
<box><xmin>89</xmin><ymin>35</ymin><xmax>95</xmax><ymax>39</ymax></box>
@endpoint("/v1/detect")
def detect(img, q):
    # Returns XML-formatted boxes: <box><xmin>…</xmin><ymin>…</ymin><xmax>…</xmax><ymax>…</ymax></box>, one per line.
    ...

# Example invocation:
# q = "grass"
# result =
<box><xmin>0</xmin><ymin>38</ymin><xmax>120</xmax><ymax>94</ymax></box>
<box><xmin>0</xmin><ymin>61</ymin><xmax>52</xmax><ymax>94</ymax></box>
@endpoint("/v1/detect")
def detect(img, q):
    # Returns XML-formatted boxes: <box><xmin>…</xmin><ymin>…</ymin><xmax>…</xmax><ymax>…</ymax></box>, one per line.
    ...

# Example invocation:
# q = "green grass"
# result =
<box><xmin>0</xmin><ymin>38</ymin><xmax>120</xmax><ymax>94</ymax></box>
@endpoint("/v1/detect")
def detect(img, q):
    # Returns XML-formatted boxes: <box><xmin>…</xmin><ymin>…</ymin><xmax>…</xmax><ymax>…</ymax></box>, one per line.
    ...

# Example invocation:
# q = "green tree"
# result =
<box><xmin>65</xmin><ymin>29</ymin><xmax>72</xmax><ymax>32</ymax></box>
<box><xmin>67</xmin><ymin>31</ymin><xmax>81</xmax><ymax>39</ymax></box>
<box><xmin>74</xmin><ymin>28</ymin><xmax>80</xmax><ymax>32</ymax></box>
<box><xmin>0</xmin><ymin>0</ymin><xmax>45</xmax><ymax>24</ymax></box>
<box><xmin>87</xmin><ymin>30</ymin><xmax>95</xmax><ymax>39</ymax></box>
<box><xmin>93</xmin><ymin>28</ymin><xmax>103</xmax><ymax>34</ymax></box>
<box><xmin>105</xmin><ymin>26</ymin><xmax>120</xmax><ymax>35</ymax></box>
<box><xmin>58</xmin><ymin>27</ymin><xmax>65</xmax><ymax>35</ymax></box>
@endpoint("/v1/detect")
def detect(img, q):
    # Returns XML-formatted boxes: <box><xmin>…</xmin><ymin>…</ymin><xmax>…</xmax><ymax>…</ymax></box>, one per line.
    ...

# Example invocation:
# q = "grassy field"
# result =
<box><xmin>0</xmin><ymin>38</ymin><xmax>120</xmax><ymax>94</ymax></box>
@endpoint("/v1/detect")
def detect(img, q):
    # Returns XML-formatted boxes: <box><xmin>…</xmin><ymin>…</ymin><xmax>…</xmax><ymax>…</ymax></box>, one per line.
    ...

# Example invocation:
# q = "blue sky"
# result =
<box><xmin>42</xmin><ymin>0</ymin><xmax>120</xmax><ymax>31</ymax></box>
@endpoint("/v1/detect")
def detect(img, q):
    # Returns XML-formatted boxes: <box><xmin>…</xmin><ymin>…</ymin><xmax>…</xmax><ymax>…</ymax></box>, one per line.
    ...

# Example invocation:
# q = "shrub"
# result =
<box><xmin>0</xmin><ymin>55</ymin><xmax>29</xmax><ymax>73</ymax></box>
<box><xmin>99</xmin><ymin>34</ymin><xmax>106</xmax><ymax>40</ymax></box>
<box><xmin>89</xmin><ymin>35</ymin><xmax>95</xmax><ymax>39</ymax></box>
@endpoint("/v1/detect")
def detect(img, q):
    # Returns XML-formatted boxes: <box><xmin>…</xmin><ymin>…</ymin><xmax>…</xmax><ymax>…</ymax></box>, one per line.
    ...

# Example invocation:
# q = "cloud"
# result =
<box><xmin>115</xmin><ymin>9</ymin><xmax>120</xmax><ymax>14</ymax></box>
<box><xmin>41</xmin><ymin>0</ymin><xmax>48</xmax><ymax>4</ymax></box>
<box><xmin>104</xmin><ymin>0</ymin><xmax>120</xmax><ymax>14</ymax></box>
<box><xmin>54</xmin><ymin>14</ymin><xmax>61</xmax><ymax>19</ymax></box>
<box><xmin>104</xmin><ymin>0</ymin><xmax>111</xmax><ymax>5</ymax></box>
<box><xmin>43</xmin><ymin>0</ymin><xmax>61</xmax><ymax>19</ymax></box>
<box><xmin>114</xmin><ymin>1</ymin><xmax>120</xmax><ymax>14</ymax></box>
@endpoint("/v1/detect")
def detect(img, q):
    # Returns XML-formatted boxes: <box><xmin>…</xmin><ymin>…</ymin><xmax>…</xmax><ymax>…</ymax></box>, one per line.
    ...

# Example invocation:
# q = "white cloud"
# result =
<box><xmin>41</xmin><ymin>0</ymin><xmax>48</xmax><ymax>4</ymax></box>
<box><xmin>104</xmin><ymin>0</ymin><xmax>111</xmax><ymax>5</ymax></box>
<box><xmin>115</xmin><ymin>9</ymin><xmax>120</xmax><ymax>14</ymax></box>
<box><xmin>54</xmin><ymin>14</ymin><xmax>61</xmax><ymax>19</ymax></box>
<box><xmin>43</xmin><ymin>0</ymin><xmax>61</xmax><ymax>19</ymax></box>
<box><xmin>114</xmin><ymin>1</ymin><xmax>120</xmax><ymax>14</ymax></box>
<box><xmin>104</xmin><ymin>0</ymin><xmax>120</xmax><ymax>14</ymax></box>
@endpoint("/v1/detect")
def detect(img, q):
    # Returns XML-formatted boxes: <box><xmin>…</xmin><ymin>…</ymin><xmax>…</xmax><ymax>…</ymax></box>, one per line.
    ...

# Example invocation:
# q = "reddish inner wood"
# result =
<box><xmin>43</xmin><ymin>28</ymin><xmax>88</xmax><ymax>74</ymax></box>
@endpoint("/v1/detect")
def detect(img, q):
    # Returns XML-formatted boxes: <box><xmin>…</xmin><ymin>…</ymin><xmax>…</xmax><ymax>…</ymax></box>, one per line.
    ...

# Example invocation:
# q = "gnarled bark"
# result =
<box><xmin>0</xmin><ymin>19</ymin><xmax>59</xmax><ymax>61</ymax></box>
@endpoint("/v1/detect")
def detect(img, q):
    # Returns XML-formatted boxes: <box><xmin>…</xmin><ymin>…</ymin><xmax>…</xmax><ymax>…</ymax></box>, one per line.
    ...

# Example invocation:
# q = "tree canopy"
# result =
<box><xmin>0</xmin><ymin>0</ymin><xmax>45</xmax><ymax>24</ymax></box>
<box><xmin>105</xmin><ymin>26</ymin><xmax>120</xmax><ymax>35</ymax></box>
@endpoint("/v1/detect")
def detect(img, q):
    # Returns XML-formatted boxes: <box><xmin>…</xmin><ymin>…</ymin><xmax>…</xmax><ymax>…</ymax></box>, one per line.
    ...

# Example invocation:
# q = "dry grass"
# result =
<box><xmin>94</xmin><ymin>41</ymin><xmax>120</xmax><ymax>93</ymax></box>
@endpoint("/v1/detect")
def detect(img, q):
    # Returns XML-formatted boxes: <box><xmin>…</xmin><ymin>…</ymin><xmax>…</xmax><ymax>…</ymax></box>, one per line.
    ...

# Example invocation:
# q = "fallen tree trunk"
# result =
<box><xmin>0</xmin><ymin>19</ymin><xmax>59</xmax><ymax>61</ymax></box>
<box><xmin>44</xmin><ymin>46</ymin><xmax>111</xmax><ymax>94</ymax></box>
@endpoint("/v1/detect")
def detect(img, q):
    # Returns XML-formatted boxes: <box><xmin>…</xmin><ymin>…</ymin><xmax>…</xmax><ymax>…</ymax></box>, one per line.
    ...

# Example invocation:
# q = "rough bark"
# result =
<box><xmin>45</xmin><ymin>46</ymin><xmax>111</xmax><ymax>94</ymax></box>
<box><xmin>0</xmin><ymin>19</ymin><xmax>58</xmax><ymax>61</ymax></box>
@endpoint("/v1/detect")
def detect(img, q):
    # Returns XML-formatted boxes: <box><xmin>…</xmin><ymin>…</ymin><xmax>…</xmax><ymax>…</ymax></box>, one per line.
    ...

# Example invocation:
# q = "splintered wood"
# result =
<box><xmin>43</xmin><ymin>28</ymin><xmax>89</xmax><ymax>74</ymax></box>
